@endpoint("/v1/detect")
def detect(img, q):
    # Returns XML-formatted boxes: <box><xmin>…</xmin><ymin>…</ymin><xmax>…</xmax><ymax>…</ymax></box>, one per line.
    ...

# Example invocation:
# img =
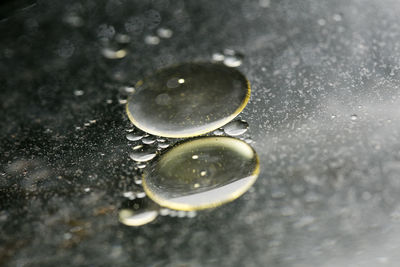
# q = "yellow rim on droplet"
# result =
<box><xmin>141</xmin><ymin>136</ymin><xmax>260</xmax><ymax>211</ymax></box>
<box><xmin>125</xmin><ymin>63</ymin><xmax>251</xmax><ymax>138</ymax></box>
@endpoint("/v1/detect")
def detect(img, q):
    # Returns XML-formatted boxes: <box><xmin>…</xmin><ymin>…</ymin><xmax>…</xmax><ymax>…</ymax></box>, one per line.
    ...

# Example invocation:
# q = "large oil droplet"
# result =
<box><xmin>142</xmin><ymin>136</ymin><xmax>259</xmax><ymax>211</ymax></box>
<box><xmin>126</xmin><ymin>62</ymin><xmax>250</xmax><ymax>138</ymax></box>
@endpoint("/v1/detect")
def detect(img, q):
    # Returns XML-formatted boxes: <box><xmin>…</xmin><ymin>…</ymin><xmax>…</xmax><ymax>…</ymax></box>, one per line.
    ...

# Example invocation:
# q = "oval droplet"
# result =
<box><xmin>119</xmin><ymin>209</ymin><xmax>158</xmax><ymax>226</ymax></box>
<box><xmin>223</xmin><ymin>119</ymin><xmax>249</xmax><ymax>136</ymax></box>
<box><xmin>126</xmin><ymin>63</ymin><xmax>250</xmax><ymax>138</ymax></box>
<box><xmin>223</xmin><ymin>55</ymin><xmax>242</xmax><ymax>67</ymax></box>
<box><xmin>126</xmin><ymin>133</ymin><xmax>144</xmax><ymax>141</ymax></box>
<box><xmin>158</xmin><ymin>143</ymin><xmax>170</xmax><ymax>149</ymax></box>
<box><xmin>141</xmin><ymin>135</ymin><xmax>157</xmax><ymax>144</ymax></box>
<box><xmin>142</xmin><ymin>136</ymin><xmax>259</xmax><ymax>211</ymax></box>
<box><xmin>101</xmin><ymin>48</ymin><xmax>127</xmax><ymax>59</ymax></box>
<box><xmin>351</xmin><ymin>114</ymin><xmax>358</xmax><ymax>121</ymax></box>
<box><xmin>129</xmin><ymin>146</ymin><xmax>157</xmax><ymax>162</ymax></box>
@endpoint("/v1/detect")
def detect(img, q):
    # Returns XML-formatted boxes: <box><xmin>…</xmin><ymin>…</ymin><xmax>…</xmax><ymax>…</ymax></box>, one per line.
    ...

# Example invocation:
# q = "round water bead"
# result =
<box><xmin>126</xmin><ymin>62</ymin><xmax>250</xmax><ymax>138</ymax></box>
<box><xmin>142</xmin><ymin>136</ymin><xmax>259</xmax><ymax>211</ymax></box>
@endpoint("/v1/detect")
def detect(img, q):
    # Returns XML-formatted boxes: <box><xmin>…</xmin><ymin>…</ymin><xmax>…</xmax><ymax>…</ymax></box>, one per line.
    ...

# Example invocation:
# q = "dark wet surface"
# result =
<box><xmin>2</xmin><ymin>0</ymin><xmax>400</xmax><ymax>266</ymax></box>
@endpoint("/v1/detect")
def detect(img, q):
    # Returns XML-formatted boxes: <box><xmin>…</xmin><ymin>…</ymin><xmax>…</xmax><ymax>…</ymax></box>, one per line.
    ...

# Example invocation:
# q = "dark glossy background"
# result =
<box><xmin>2</xmin><ymin>0</ymin><xmax>400</xmax><ymax>266</ymax></box>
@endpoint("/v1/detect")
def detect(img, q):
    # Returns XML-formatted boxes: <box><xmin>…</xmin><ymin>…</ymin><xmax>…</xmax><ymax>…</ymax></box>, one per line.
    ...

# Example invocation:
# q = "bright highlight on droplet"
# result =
<box><xmin>126</xmin><ymin>62</ymin><xmax>251</xmax><ymax>138</ymax></box>
<box><xmin>142</xmin><ymin>136</ymin><xmax>259</xmax><ymax>211</ymax></box>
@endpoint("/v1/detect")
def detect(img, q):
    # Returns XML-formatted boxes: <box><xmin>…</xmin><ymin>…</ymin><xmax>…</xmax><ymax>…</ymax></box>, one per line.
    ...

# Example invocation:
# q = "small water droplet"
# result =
<box><xmin>133</xmin><ymin>144</ymin><xmax>143</xmax><ymax>150</ymax></box>
<box><xmin>119</xmin><ymin>99</ymin><xmax>128</xmax><ymax>104</ymax></box>
<box><xmin>142</xmin><ymin>136</ymin><xmax>156</xmax><ymax>144</ymax></box>
<box><xmin>64</xmin><ymin>233</ymin><xmax>72</xmax><ymax>240</ymax></box>
<box><xmin>331</xmin><ymin>114</ymin><xmax>336</xmax><ymax>119</ymax></box>
<box><xmin>126</xmin><ymin>133</ymin><xmax>143</xmax><ymax>141</ymax></box>
<box><xmin>119</xmin><ymin>209</ymin><xmax>158</xmax><ymax>226</ymax></box>
<box><xmin>169</xmin><ymin>210</ymin><xmax>177</xmax><ymax>217</ymax></box>
<box><xmin>212</xmin><ymin>52</ymin><xmax>225</xmax><ymax>61</ymax></box>
<box><xmin>144</xmin><ymin>35</ymin><xmax>160</xmax><ymax>45</ymax></box>
<box><xmin>134</xmin><ymin>176</ymin><xmax>142</xmax><ymax>185</ymax></box>
<box><xmin>74</xmin><ymin>90</ymin><xmax>84</xmax><ymax>96</ymax></box>
<box><xmin>158</xmin><ymin>143</ymin><xmax>170</xmax><ymax>149</ymax></box>
<box><xmin>159</xmin><ymin>208</ymin><xmax>170</xmax><ymax>216</ymax></box>
<box><xmin>224</xmin><ymin>56</ymin><xmax>242</xmax><ymax>68</ymax></box>
<box><xmin>213</xmin><ymin>129</ymin><xmax>225</xmax><ymax>136</ymax></box>
<box><xmin>200</xmin><ymin>170</ymin><xmax>207</xmax><ymax>176</ymax></box>
<box><xmin>84</xmin><ymin>187</ymin><xmax>91</xmax><ymax>192</ymax></box>
<box><xmin>187</xmin><ymin>211</ymin><xmax>197</xmax><ymax>218</ymax></box>
<box><xmin>223</xmin><ymin>120</ymin><xmax>249</xmax><ymax>136</ymax></box>
<box><xmin>244</xmin><ymin>138</ymin><xmax>253</xmax><ymax>144</ymax></box>
<box><xmin>123</xmin><ymin>191</ymin><xmax>135</xmax><ymax>200</ymax></box>
<box><xmin>129</xmin><ymin>146</ymin><xmax>157</xmax><ymax>162</ymax></box>
<box><xmin>137</xmin><ymin>163</ymin><xmax>147</xmax><ymax>169</ymax></box>
<box><xmin>177</xmin><ymin>211</ymin><xmax>186</xmax><ymax>218</ymax></box>
<box><xmin>124</xmin><ymin>86</ymin><xmax>135</xmax><ymax>93</ymax></box>
<box><xmin>101</xmin><ymin>48</ymin><xmax>127</xmax><ymax>59</ymax></box>
<box><xmin>136</xmin><ymin>192</ymin><xmax>146</xmax><ymax>198</ymax></box>
<box><xmin>157</xmin><ymin>27</ymin><xmax>173</xmax><ymax>38</ymax></box>
<box><xmin>350</xmin><ymin>114</ymin><xmax>358</xmax><ymax>121</ymax></box>
<box><xmin>192</xmin><ymin>155</ymin><xmax>199</xmax><ymax>159</ymax></box>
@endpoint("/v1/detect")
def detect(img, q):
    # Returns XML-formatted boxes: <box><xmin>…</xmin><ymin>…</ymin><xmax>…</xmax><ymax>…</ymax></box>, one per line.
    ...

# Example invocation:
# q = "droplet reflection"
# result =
<box><xmin>142</xmin><ymin>136</ymin><xmax>259</xmax><ymax>211</ymax></box>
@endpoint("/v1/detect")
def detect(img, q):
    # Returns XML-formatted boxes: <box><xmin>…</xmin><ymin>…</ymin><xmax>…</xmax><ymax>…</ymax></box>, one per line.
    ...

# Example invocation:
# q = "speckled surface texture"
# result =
<box><xmin>2</xmin><ymin>0</ymin><xmax>400</xmax><ymax>266</ymax></box>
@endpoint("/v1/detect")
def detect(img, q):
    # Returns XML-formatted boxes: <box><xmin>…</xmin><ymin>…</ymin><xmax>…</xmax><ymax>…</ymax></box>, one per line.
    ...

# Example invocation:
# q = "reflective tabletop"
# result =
<box><xmin>1</xmin><ymin>0</ymin><xmax>400</xmax><ymax>266</ymax></box>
